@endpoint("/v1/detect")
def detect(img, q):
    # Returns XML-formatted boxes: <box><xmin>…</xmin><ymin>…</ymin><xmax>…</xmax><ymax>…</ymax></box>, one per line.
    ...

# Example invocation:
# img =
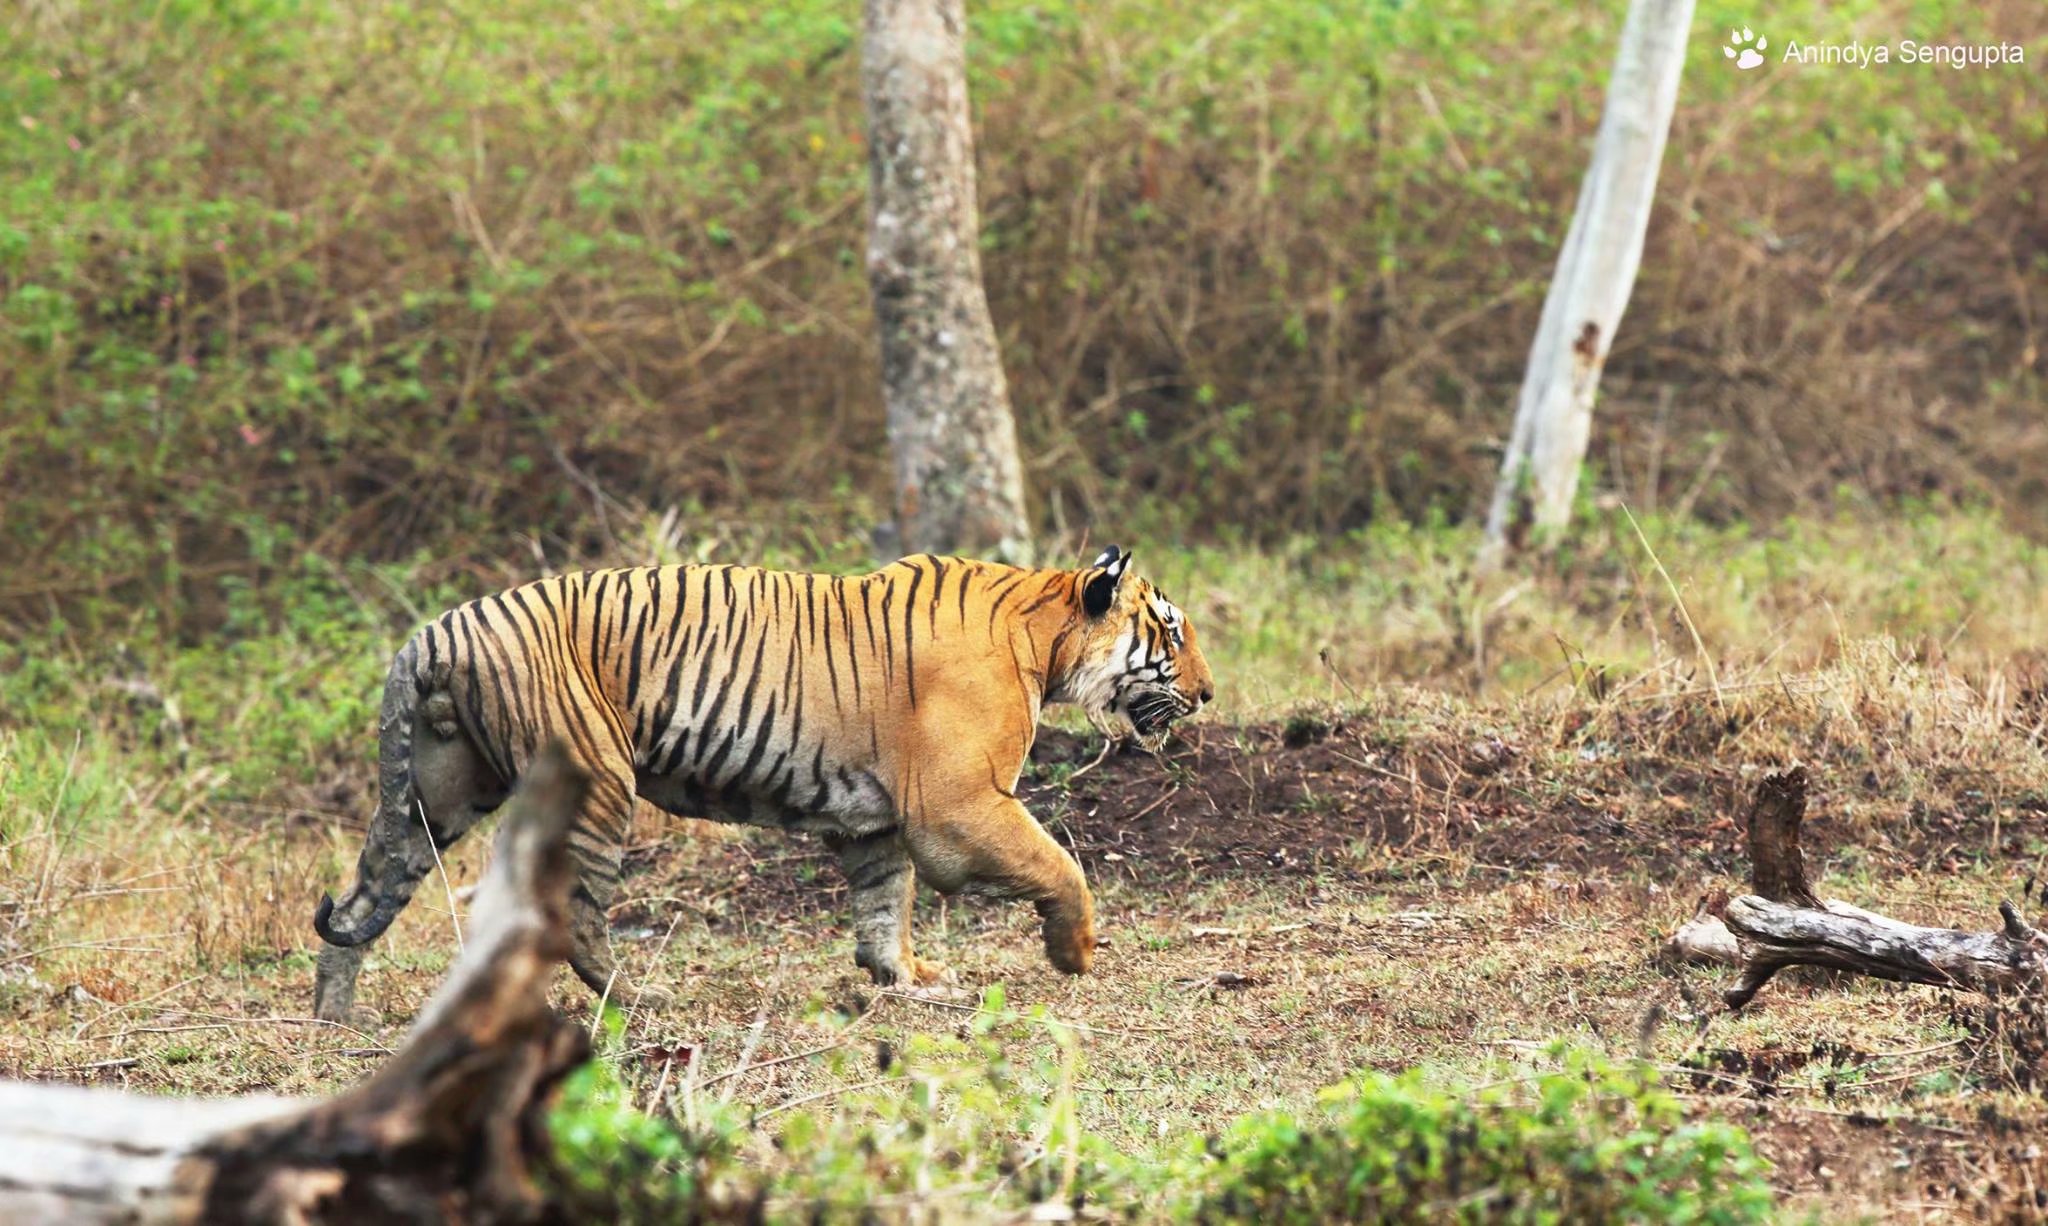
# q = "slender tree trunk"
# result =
<box><xmin>861</xmin><ymin>0</ymin><xmax>1030</xmax><ymax>561</ymax></box>
<box><xmin>1478</xmin><ymin>0</ymin><xmax>1695</xmax><ymax>570</ymax></box>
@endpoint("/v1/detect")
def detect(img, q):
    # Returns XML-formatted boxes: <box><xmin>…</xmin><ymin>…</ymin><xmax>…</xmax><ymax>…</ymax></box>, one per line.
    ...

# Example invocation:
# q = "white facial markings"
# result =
<box><xmin>1068</xmin><ymin>583</ymin><xmax>1195</xmax><ymax>738</ymax></box>
<box><xmin>1149</xmin><ymin>593</ymin><xmax>1186</xmax><ymax>649</ymax></box>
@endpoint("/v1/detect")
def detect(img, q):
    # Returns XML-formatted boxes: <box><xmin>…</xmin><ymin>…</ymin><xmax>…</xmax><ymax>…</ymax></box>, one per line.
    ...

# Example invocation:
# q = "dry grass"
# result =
<box><xmin>4</xmin><ymin>621</ymin><xmax>2046</xmax><ymax>1219</ymax></box>
<box><xmin>5</xmin><ymin>509</ymin><xmax>2047</xmax><ymax>1219</ymax></box>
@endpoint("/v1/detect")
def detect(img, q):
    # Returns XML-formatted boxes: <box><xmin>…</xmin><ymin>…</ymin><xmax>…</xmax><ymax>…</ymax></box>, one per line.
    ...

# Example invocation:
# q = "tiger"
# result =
<box><xmin>311</xmin><ymin>546</ymin><xmax>1213</xmax><ymax>1022</ymax></box>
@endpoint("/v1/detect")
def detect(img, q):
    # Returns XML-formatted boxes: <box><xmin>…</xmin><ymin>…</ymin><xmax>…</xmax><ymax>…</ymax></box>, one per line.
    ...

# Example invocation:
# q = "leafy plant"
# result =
<box><xmin>1177</xmin><ymin>1048</ymin><xmax>1773</xmax><ymax>1225</ymax></box>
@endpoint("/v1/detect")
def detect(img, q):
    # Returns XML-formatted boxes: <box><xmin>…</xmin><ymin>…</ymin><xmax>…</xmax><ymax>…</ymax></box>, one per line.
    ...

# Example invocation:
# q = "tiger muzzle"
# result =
<box><xmin>1125</xmin><ymin>686</ymin><xmax>1191</xmax><ymax>737</ymax></box>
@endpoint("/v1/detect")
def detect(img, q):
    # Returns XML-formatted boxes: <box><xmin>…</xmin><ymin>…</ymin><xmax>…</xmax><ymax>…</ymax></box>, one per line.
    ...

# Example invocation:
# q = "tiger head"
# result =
<box><xmin>1057</xmin><ymin>545</ymin><xmax>1215</xmax><ymax>747</ymax></box>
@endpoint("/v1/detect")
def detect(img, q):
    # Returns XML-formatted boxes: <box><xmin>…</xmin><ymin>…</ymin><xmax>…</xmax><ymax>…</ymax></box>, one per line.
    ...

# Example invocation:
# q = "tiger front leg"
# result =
<box><xmin>550</xmin><ymin>756</ymin><xmax>675</xmax><ymax>1014</ymax></box>
<box><xmin>829</xmin><ymin>831</ymin><xmax>946</xmax><ymax>987</ymax></box>
<box><xmin>905</xmin><ymin>795</ymin><xmax>1096</xmax><ymax>976</ymax></box>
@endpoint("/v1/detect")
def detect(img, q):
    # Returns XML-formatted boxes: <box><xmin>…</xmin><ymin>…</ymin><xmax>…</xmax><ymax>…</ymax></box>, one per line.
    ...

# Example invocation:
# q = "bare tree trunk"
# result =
<box><xmin>0</xmin><ymin>745</ymin><xmax>594</xmax><ymax>1225</ymax></box>
<box><xmin>1478</xmin><ymin>0</ymin><xmax>1695</xmax><ymax>570</ymax></box>
<box><xmin>862</xmin><ymin>0</ymin><xmax>1030</xmax><ymax>561</ymax></box>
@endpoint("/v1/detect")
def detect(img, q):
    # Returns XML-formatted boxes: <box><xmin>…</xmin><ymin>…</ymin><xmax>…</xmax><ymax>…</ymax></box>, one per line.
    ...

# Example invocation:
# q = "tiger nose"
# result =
<box><xmin>1199</xmin><ymin>684</ymin><xmax>1214</xmax><ymax>706</ymax></box>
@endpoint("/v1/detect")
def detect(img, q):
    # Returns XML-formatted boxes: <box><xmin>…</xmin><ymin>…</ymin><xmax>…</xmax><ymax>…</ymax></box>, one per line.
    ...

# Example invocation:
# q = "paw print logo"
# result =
<box><xmin>1724</xmin><ymin>26</ymin><xmax>1767</xmax><ymax>70</ymax></box>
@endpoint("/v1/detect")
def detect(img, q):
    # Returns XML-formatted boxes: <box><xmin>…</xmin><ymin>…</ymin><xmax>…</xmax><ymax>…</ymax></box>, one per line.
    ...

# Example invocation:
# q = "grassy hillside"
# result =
<box><xmin>5</xmin><ymin>0</ymin><xmax>2045</xmax><ymax>640</ymax></box>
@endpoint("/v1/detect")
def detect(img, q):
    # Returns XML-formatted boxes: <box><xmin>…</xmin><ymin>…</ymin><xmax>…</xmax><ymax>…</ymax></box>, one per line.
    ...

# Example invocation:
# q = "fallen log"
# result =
<box><xmin>1721</xmin><ymin>893</ymin><xmax>2045</xmax><ymax>1010</ymax></box>
<box><xmin>1667</xmin><ymin>766</ymin><xmax>2048</xmax><ymax>1010</ymax></box>
<box><xmin>0</xmin><ymin>743</ymin><xmax>594</xmax><ymax>1224</ymax></box>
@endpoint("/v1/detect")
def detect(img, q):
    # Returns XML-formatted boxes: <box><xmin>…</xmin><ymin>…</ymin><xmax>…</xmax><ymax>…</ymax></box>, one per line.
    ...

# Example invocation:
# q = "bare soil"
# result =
<box><xmin>601</xmin><ymin>711</ymin><xmax>2048</xmax><ymax>1221</ymax></box>
<box><xmin>663</xmin><ymin>709</ymin><xmax>2040</xmax><ymax>927</ymax></box>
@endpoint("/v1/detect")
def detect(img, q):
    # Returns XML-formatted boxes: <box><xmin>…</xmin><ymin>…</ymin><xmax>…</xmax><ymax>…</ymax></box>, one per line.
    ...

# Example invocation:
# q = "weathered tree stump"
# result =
<box><xmin>0</xmin><ymin>744</ymin><xmax>595</xmax><ymax>1224</ymax></box>
<box><xmin>1664</xmin><ymin>766</ymin><xmax>2048</xmax><ymax>1010</ymax></box>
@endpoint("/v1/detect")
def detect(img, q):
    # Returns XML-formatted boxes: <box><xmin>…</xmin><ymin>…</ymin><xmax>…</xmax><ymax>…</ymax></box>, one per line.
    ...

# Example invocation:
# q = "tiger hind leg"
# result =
<box><xmin>829</xmin><ymin>831</ymin><xmax>946</xmax><ymax>987</ymax></box>
<box><xmin>313</xmin><ymin>944</ymin><xmax>370</xmax><ymax>1026</ymax></box>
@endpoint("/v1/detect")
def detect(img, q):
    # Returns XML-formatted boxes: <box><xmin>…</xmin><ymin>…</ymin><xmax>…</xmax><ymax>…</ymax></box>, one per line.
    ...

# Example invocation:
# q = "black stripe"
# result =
<box><xmin>663</xmin><ymin>567</ymin><xmax>690</xmax><ymax>646</ymax></box>
<box><xmin>696</xmin><ymin>566</ymin><xmax>718</xmax><ymax>643</ymax></box>
<box><xmin>457</xmin><ymin>611</ymin><xmax>518</xmax><ymax>778</ymax></box>
<box><xmin>484</xmin><ymin>593</ymin><xmax>548</xmax><ymax>751</ymax></box>
<box><xmin>1046</xmin><ymin>625</ymin><xmax>1075</xmax><ymax>682</ymax></box>
<box><xmin>763</xmin><ymin>748</ymin><xmax>797</xmax><ymax>808</ymax></box>
<box><xmin>1020</xmin><ymin>575</ymin><xmax>1069</xmax><ymax>615</ymax></box>
<box><xmin>785</xmin><ymin>658</ymin><xmax>805</xmax><ymax>768</ymax></box>
<box><xmin>845</xmin><ymin>854</ymin><xmax>904</xmax><ymax>891</ymax></box>
<box><xmin>585</xmin><ymin>577</ymin><xmax>606</xmax><ymax>671</ymax></box>
<box><xmin>804</xmin><ymin>575</ymin><xmax>819</xmax><ymax>650</ymax></box>
<box><xmin>901</xmin><ymin>562</ymin><xmax>922</xmax><ymax>709</ymax></box>
<box><xmin>819</xmin><ymin>577</ymin><xmax>843</xmax><ymax>708</ymax></box>
<box><xmin>807</xmin><ymin>746</ymin><xmax>831</xmax><ymax>809</ymax></box>
<box><xmin>839</xmin><ymin>581</ymin><xmax>864</xmax><ymax>704</ymax></box>
<box><xmin>506</xmin><ymin>586</ymin><xmax>610</xmax><ymax>765</ymax></box>
<box><xmin>693</xmin><ymin>608</ymin><xmax>760</xmax><ymax>764</ymax></box>
<box><xmin>509</xmin><ymin>587</ymin><xmax>593</xmax><ymax>757</ymax></box>
<box><xmin>625</xmin><ymin>602</ymin><xmax>648</xmax><ymax>710</ymax></box>
<box><xmin>653</xmin><ymin>597</ymin><xmax>691</xmax><ymax>743</ymax></box>
<box><xmin>723</xmin><ymin>624</ymin><xmax>773</xmax><ymax>755</ymax></box>
<box><xmin>925</xmin><ymin>555</ymin><xmax>948</xmax><ymax>636</ymax></box>
<box><xmin>699</xmin><ymin>726</ymin><xmax>739</xmax><ymax>781</ymax></box>
<box><xmin>731</xmin><ymin>696</ymin><xmax>777</xmax><ymax>788</ymax></box>
<box><xmin>984</xmin><ymin>570</ymin><xmax>1033</xmax><ymax>630</ymax></box>
<box><xmin>873</xmin><ymin>578</ymin><xmax>893</xmax><ymax>688</ymax></box>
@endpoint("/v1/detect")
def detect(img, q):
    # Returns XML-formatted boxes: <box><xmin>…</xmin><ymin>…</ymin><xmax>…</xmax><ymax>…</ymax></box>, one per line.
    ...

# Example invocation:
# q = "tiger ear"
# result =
<box><xmin>1081</xmin><ymin>547</ymin><xmax>1130</xmax><ymax>618</ymax></box>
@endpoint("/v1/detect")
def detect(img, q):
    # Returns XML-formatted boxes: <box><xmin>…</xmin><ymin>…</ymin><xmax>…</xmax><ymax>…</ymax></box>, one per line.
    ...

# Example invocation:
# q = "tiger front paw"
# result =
<box><xmin>1038</xmin><ymin>901</ymin><xmax>1095</xmax><ymax>975</ymax></box>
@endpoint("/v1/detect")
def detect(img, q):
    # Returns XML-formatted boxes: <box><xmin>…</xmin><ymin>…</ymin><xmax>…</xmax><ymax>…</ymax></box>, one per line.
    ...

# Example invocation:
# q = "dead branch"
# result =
<box><xmin>1722</xmin><ymin>893</ymin><xmax>2046</xmax><ymax>1010</ymax></box>
<box><xmin>1662</xmin><ymin>890</ymin><xmax>1739</xmax><ymax>967</ymax></box>
<box><xmin>0</xmin><ymin>743</ymin><xmax>594</xmax><ymax>1225</ymax></box>
<box><xmin>1672</xmin><ymin>766</ymin><xmax>2048</xmax><ymax>1011</ymax></box>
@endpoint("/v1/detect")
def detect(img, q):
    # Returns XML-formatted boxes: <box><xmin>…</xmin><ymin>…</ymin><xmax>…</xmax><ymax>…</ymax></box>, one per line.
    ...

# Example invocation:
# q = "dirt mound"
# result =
<box><xmin>1021</xmin><ymin>716</ymin><xmax>1734</xmax><ymax>885</ymax></box>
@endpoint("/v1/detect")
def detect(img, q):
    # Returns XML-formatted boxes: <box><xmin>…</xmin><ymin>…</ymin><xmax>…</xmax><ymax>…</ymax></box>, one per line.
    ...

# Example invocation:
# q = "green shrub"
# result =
<box><xmin>6</xmin><ymin>0</ymin><xmax>2044</xmax><ymax>635</ymax></box>
<box><xmin>1181</xmin><ymin>1049</ymin><xmax>1773</xmax><ymax>1225</ymax></box>
<box><xmin>547</xmin><ymin>1057</ymin><xmax>753</xmax><ymax>1225</ymax></box>
<box><xmin>541</xmin><ymin>1016</ymin><xmax>1771</xmax><ymax>1225</ymax></box>
<box><xmin>544</xmin><ymin>988</ymin><xmax>1118</xmax><ymax>1222</ymax></box>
